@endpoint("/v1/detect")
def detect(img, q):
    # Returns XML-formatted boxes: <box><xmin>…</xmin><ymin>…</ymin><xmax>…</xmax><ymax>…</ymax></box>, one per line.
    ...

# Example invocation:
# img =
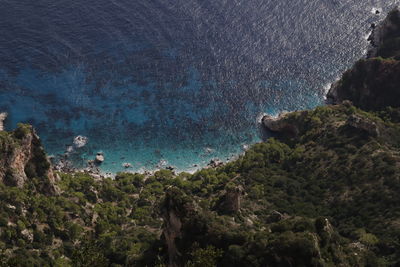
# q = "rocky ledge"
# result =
<box><xmin>262</xmin><ymin>112</ymin><xmax>300</xmax><ymax>137</ymax></box>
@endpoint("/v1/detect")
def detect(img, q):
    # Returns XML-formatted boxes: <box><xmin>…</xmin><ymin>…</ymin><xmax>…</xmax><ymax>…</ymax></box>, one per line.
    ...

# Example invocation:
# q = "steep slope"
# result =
<box><xmin>0</xmin><ymin>123</ymin><xmax>59</xmax><ymax>194</ymax></box>
<box><xmin>327</xmin><ymin>8</ymin><xmax>400</xmax><ymax>111</ymax></box>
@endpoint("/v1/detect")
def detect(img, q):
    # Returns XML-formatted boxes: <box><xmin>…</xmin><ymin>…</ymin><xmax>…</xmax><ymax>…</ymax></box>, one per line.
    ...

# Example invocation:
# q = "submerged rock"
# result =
<box><xmin>204</xmin><ymin>147</ymin><xmax>214</xmax><ymax>154</ymax></box>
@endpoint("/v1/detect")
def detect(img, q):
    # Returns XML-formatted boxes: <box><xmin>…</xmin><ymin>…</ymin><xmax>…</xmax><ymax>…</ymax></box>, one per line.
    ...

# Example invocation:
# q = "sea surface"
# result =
<box><xmin>0</xmin><ymin>0</ymin><xmax>399</xmax><ymax>173</ymax></box>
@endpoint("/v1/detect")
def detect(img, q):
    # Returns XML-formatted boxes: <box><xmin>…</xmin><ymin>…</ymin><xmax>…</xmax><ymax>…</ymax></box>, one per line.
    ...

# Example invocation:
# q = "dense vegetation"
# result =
<box><xmin>0</xmin><ymin>6</ymin><xmax>400</xmax><ymax>267</ymax></box>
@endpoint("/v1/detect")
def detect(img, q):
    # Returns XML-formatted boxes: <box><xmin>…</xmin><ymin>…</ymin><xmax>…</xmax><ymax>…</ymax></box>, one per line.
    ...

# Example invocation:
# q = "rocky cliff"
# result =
<box><xmin>327</xmin><ymin>7</ymin><xmax>400</xmax><ymax>110</ymax></box>
<box><xmin>368</xmin><ymin>8</ymin><xmax>400</xmax><ymax>58</ymax></box>
<box><xmin>0</xmin><ymin>123</ymin><xmax>59</xmax><ymax>194</ymax></box>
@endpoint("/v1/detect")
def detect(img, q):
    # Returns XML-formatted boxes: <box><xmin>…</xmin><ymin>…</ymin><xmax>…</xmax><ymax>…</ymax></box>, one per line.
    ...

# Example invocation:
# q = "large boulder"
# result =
<box><xmin>161</xmin><ymin>188</ymin><xmax>196</xmax><ymax>267</ymax></box>
<box><xmin>262</xmin><ymin>113</ymin><xmax>299</xmax><ymax>137</ymax></box>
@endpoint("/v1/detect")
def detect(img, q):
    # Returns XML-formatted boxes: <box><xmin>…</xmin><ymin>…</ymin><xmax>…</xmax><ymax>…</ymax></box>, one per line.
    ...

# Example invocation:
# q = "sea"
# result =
<box><xmin>0</xmin><ymin>0</ymin><xmax>399</xmax><ymax>174</ymax></box>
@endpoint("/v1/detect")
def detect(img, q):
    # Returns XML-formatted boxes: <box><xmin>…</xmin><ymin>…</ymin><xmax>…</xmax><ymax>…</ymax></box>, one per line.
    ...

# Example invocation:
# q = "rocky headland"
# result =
<box><xmin>326</xmin><ymin>8</ymin><xmax>400</xmax><ymax>111</ymax></box>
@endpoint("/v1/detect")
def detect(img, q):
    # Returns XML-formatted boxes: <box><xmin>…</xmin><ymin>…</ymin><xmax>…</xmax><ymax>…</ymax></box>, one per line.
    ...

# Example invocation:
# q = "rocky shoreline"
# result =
<box><xmin>265</xmin><ymin>7</ymin><xmax>400</xmax><ymax>132</ymax></box>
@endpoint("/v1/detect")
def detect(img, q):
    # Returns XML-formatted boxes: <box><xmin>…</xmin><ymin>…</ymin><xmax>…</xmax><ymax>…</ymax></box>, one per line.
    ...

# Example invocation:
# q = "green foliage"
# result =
<box><xmin>185</xmin><ymin>245</ymin><xmax>223</xmax><ymax>267</ymax></box>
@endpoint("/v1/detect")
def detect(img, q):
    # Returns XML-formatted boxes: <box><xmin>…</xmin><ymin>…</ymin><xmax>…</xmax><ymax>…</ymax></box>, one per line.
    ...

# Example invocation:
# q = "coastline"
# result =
<box><xmin>49</xmin><ymin>136</ymin><xmax>252</xmax><ymax>178</ymax></box>
<box><xmin>4</xmin><ymin>7</ymin><xmax>395</xmax><ymax>179</ymax></box>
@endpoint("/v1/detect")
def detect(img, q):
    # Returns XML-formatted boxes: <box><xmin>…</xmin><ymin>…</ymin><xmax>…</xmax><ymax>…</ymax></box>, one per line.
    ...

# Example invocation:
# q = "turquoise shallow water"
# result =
<box><xmin>0</xmin><ymin>0</ymin><xmax>399</xmax><ymax>173</ymax></box>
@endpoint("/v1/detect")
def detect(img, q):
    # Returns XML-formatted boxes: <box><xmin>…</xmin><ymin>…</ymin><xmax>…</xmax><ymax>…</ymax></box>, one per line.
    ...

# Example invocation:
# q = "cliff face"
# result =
<box><xmin>327</xmin><ymin>57</ymin><xmax>400</xmax><ymax>110</ymax></box>
<box><xmin>327</xmin><ymin>7</ymin><xmax>400</xmax><ymax>110</ymax></box>
<box><xmin>368</xmin><ymin>8</ymin><xmax>400</xmax><ymax>58</ymax></box>
<box><xmin>162</xmin><ymin>188</ymin><xmax>198</xmax><ymax>267</ymax></box>
<box><xmin>0</xmin><ymin>124</ymin><xmax>59</xmax><ymax>194</ymax></box>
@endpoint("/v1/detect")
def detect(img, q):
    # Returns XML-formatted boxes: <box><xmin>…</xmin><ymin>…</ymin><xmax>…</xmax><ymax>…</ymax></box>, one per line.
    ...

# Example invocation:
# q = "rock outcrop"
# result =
<box><xmin>73</xmin><ymin>135</ymin><xmax>88</xmax><ymax>148</ymax></box>
<box><xmin>0</xmin><ymin>124</ymin><xmax>59</xmax><ymax>195</ymax></box>
<box><xmin>95</xmin><ymin>152</ymin><xmax>104</xmax><ymax>164</ymax></box>
<box><xmin>262</xmin><ymin>113</ymin><xmax>299</xmax><ymax>137</ymax></box>
<box><xmin>368</xmin><ymin>8</ymin><xmax>400</xmax><ymax>58</ymax></box>
<box><xmin>266</xmin><ymin>210</ymin><xmax>287</xmax><ymax>223</ymax></box>
<box><xmin>207</xmin><ymin>158</ymin><xmax>224</xmax><ymax>168</ymax></box>
<box><xmin>346</xmin><ymin>114</ymin><xmax>380</xmax><ymax>137</ymax></box>
<box><xmin>162</xmin><ymin>188</ymin><xmax>195</xmax><ymax>267</ymax></box>
<box><xmin>327</xmin><ymin>58</ymin><xmax>400</xmax><ymax>110</ymax></box>
<box><xmin>0</xmin><ymin>112</ymin><xmax>7</xmax><ymax>131</ymax></box>
<box><xmin>215</xmin><ymin>185</ymin><xmax>244</xmax><ymax>214</ymax></box>
<box><xmin>327</xmin><ymin>7</ymin><xmax>400</xmax><ymax>110</ymax></box>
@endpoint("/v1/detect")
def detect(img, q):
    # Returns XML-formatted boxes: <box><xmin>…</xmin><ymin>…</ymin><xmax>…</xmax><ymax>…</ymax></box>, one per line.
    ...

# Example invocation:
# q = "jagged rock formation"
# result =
<box><xmin>0</xmin><ymin>124</ymin><xmax>59</xmax><ymax>194</ymax></box>
<box><xmin>0</xmin><ymin>112</ymin><xmax>7</xmax><ymax>131</ymax></box>
<box><xmin>368</xmin><ymin>8</ymin><xmax>400</xmax><ymax>58</ymax></box>
<box><xmin>327</xmin><ymin>7</ymin><xmax>400</xmax><ymax>110</ymax></box>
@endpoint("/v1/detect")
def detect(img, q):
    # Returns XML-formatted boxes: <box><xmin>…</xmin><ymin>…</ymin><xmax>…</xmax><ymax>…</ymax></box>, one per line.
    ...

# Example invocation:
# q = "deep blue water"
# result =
<box><xmin>0</xmin><ymin>0</ymin><xmax>398</xmax><ymax>173</ymax></box>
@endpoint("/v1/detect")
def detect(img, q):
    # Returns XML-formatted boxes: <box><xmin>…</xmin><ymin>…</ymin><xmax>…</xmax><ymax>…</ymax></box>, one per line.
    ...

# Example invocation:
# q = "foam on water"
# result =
<box><xmin>0</xmin><ymin>0</ymin><xmax>399</xmax><ymax>173</ymax></box>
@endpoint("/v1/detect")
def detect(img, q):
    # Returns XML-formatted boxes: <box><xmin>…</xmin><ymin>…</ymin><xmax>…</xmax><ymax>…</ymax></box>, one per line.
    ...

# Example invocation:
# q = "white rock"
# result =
<box><xmin>122</xmin><ymin>163</ymin><xmax>132</xmax><ymax>168</ymax></box>
<box><xmin>157</xmin><ymin>159</ymin><xmax>168</xmax><ymax>168</ymax></box>
<box><xmin>95</xmin><ymin>152</ymin><xmax>104</xmax><ymax>163</ymax></box>
<box><xmin>21</xmin><ymin>229</ymin><xmax>34</xmax><ymax>243</ymax></box>
<box><xmin>73</xmin><ymin>135</ymin><xmax>88</xmax><ymax>148</ymax></box>
<box><xmin>0</xmin><ymin>112</ymin><xmax>7</xmax><ymax>131</ymax></box>
<box><xmin>66</xmin><ymin>146</ymin><xmax>74</xmax><ymax>153</ymax></box>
